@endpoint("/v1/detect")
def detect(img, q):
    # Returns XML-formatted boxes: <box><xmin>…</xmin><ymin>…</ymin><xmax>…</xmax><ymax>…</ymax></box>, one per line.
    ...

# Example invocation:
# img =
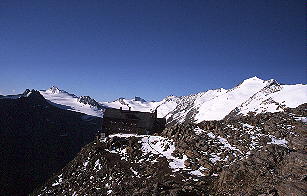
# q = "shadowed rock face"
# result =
<box><xmin>0</xmin><ymin>90</ymin><xmax>101</xmax><ymax>196</ymax></box>
<box><xmin>78</xmin><ymin>96</ymin><xmax>103</xmax><ymax>109</ymax></box>
<box><xmin>33</xmin><ymin>104</ymin><xmax>306</xmax><ymax>196</ymax></box>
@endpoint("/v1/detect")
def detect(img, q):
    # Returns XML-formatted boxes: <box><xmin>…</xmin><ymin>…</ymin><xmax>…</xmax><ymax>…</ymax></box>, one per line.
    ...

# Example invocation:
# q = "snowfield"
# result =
<box><xmin>39</xmin><ymin>86</ymin><xmax>104</xmax><ymax>117</ymax></box>
<box><xmin>195</xmin><ymin>77</ymin><xmax>270</xmax><ymax>122</ymax></box>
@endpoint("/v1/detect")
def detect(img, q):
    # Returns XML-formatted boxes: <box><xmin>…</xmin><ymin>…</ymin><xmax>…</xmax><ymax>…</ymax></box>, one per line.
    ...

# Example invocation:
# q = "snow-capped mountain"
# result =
<box><xmin>101</xmin><ymin>77</ymin><xmax>306</xmax><ymax>124</ymax></box>
<box><xmin>193</xmin><ymin>77</ymin><xmax>274</xmax><ymax>122</ymax></box>
<box><xmin>177</xmin><ymin>77</ymin><xmax>306</xmax><ymax>123</ymax></box>
<box><xmin>231</xmin><ymin>80</ymin><xmax>307</xmax><ymax>116</ymax></box>
<box><xmin>39</xmin><ymin>86</ymin><xmax>104</xmax><ymax>118</ymax></box>
<box><xmin>38</xmin><ymin>77</ymin><xmax>306</xmax><ymax>123</ymax></box>
<box><xmin>100</xmin><ymin>96</ymin><xmax>180</xmax><ymax>118</ymax></box>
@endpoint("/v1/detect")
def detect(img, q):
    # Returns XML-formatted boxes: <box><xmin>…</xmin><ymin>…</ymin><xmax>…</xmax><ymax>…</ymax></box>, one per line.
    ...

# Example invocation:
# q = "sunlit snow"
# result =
<box><xmin>39</xmin><ymin>87</ymin><xmax>104</xmax><ymax>117</ymax></box>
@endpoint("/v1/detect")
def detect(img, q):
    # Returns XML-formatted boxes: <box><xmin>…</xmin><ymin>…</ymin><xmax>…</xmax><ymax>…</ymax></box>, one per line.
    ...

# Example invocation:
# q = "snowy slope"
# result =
<box><xmin>166</xmin><ymin>89</ymin><xmax>227</xmax><ymax>124</ymax></box>
<box><xmin>194</xmin><ymin>77</ymin><xmax>272</xmax><ymax>122</ymax></box>
<box><xmin>234</xmin><ymin>81</ymin><xmax>307</xmax><ymax>115</ymax></box>
<box><xmin>39</xmin><ymin>86</ymin><xmax>104</xmax><ymax>117</ymax></box>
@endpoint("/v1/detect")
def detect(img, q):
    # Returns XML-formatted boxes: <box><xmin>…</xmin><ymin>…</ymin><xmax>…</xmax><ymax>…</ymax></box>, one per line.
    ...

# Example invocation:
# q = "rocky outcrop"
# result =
<box><xmin>32</xmin><ymin>104</ymin><xmax>307</xmax><ymax>196</ymax></box>
<box><xmin>78</xmin><ymin>95</ymin><xmax>103</xmax><ymax>109</ymax></box>
<box><xmin>164</xmin><ymin>106</ymin><xmax>307</xmax><ymax>195</ymax></box>
<box><xmin>32</xmin><ymin>135</ymin><xmax>211</xmax><ymax>196</ymax></box>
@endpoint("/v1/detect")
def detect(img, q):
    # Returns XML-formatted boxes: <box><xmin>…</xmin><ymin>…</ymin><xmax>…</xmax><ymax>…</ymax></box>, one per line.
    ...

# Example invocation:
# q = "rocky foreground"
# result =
<box><xmin>33</xmin><ymin>104</ymin><xmax>307</xmax><ymax>196</ymax></box>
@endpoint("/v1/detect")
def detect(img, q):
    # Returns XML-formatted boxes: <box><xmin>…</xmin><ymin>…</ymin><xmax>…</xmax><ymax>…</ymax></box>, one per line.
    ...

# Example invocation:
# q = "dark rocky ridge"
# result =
<box><xmin>78</xmin><ymin>95</ymin><xmax>104</xmax><ymax>109</ymax></box>
<box><xmin>0</xmin><ymin>90</ymin><xmax>102</xmax><ymax>196</ymax></box>
<box><xmin>33</xmin><ymin>104</ymin><xmax>307</xmax><ymax>196</ymax></box>
<box><xmin>134</xmin><ymin>96</ymin><xmax>146</xmax><ymax>102</ymax></box>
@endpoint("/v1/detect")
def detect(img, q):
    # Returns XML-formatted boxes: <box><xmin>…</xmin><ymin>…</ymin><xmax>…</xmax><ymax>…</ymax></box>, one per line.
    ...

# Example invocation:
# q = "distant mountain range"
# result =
<box><xmin>10</xmin><ymin>76</ymin><xmax>301</xmax><ymax>124</ymax></box>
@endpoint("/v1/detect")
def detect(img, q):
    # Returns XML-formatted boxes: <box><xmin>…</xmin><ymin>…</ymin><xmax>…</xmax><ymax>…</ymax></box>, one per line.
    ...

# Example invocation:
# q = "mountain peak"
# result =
<box><xmin>22</xmin><ymin>89</ymin><xmax>31</xmax><ymax>97</ymax></box>
<box><xmin>78</xmin><ymin>96</ymin><xmax>102</xmax><ymax>108</ymax></box>
<box><xmin>235</xmin><ymin>76</ymin><xmax>271</xmax><ymax>89</ymax></box>
<box><xmin>240</xmin><ymin>77</ymin><xmax>280</xmax><ymax>88</ymax></box>
<box><xmin>23</xmin><ymin>90</ymin><xmax>47</xmax><ymax>103</ymax></box>
<box><xmin>242</xmin><ymin>76</ymin><xmax>264</xmax><ymax>83</ymax></box>
<box><xmin>134</xmin><ymin>96</ymin><xmax>146</xmax><ymax>102</ymax></box>
<box><xmin>47</xmin><ymin>86</ymin><xmax>61</xmax><ymax>94</ymax></box>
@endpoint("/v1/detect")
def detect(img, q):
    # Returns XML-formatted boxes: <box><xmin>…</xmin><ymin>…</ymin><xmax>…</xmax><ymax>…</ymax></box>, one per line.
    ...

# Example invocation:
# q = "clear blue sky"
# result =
<box><xmin>0</xmin><ymin>0</ymin><xmax>305</xmax><ymax>101</ymax></box>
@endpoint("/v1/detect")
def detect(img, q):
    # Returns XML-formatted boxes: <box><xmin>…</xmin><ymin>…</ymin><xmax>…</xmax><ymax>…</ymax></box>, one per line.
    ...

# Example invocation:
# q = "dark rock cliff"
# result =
<box><xmin>0</xmin><ymin>90</ymin><xmax>102</xmax><ymax>196</ymax></box>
